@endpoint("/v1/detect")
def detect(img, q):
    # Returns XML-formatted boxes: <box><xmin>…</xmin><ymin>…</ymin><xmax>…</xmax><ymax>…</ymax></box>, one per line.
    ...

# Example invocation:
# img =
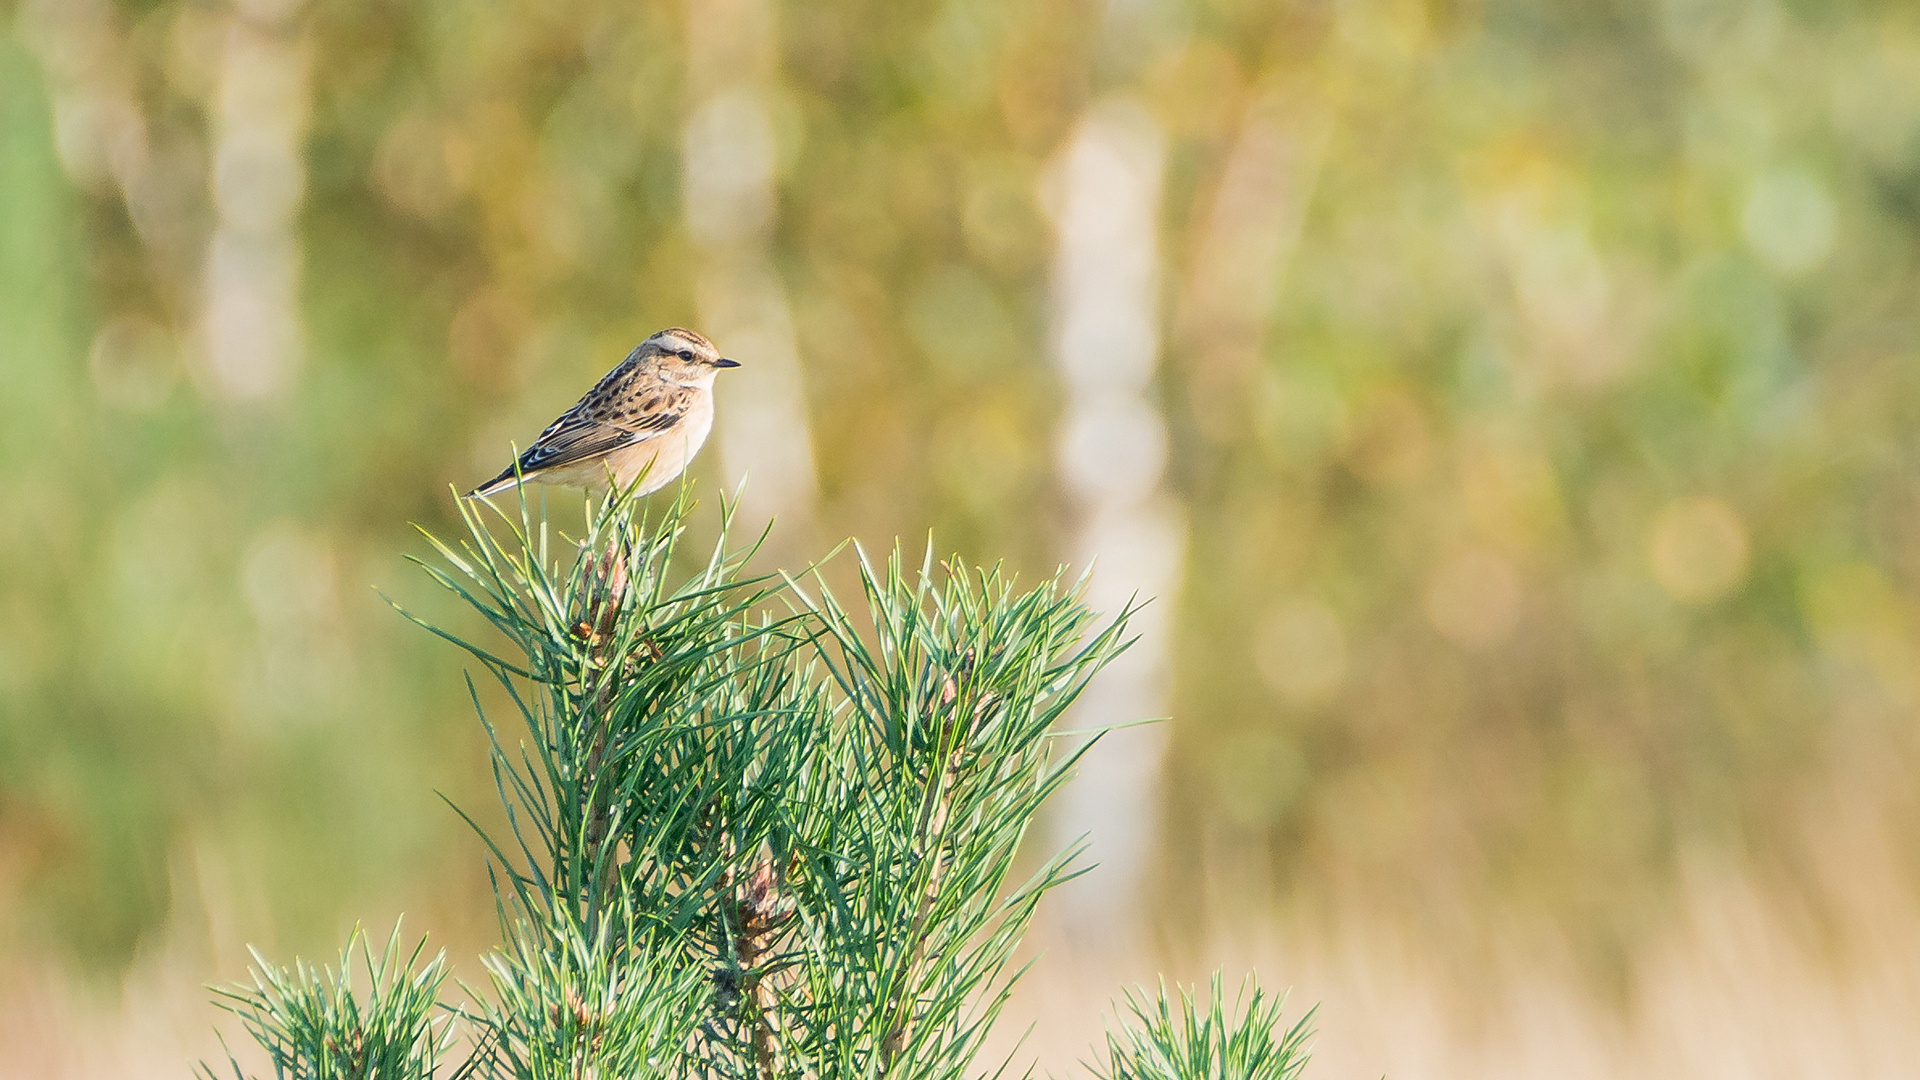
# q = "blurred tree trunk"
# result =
<box><xmin>1043</xmin><ymin>97</ymin><xmax>1180</xmax><ymax>952</ymax></box>
<box><xmin>682</xmin><ymin>0</ymin><xmax>819</xmax><ymax>534</ymax></box>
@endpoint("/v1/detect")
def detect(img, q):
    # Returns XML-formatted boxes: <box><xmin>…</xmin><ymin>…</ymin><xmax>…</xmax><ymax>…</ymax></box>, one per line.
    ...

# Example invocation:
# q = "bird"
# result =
<box><xmin>467</xmin><ymin>327</ymin><xmax>740</xmax><ymax>499</ymax></box>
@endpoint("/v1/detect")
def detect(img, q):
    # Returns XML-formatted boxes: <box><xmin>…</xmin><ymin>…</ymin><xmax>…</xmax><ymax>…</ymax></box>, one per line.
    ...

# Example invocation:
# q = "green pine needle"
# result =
<box><xmin>1091</xmin><ymin>972</ymin><xmax>1315</xmax><ymax>1080</ymax></box>
<box><xmin>213</xmin><ymin>480</ymin><xmax>1215</xmax><ymax>1080</ymax></box>
<box><xmin>199</xmin><ymin>921</ymin><xmax>453</xmax><ymax>1080</ymax></box>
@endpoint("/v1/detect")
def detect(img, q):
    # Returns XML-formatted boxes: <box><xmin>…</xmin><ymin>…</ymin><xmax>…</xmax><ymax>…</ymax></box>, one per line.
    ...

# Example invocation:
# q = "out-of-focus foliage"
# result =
<box><xmin>1093</xmin><ymin>973</ymin><xmax>1314</xmax><ymax>1080</ymax></box>
<box><xmin>201</xmin><ymin>923</ymin><xmax>453</xmax><ymax>1080</ymax></box>
<box><xmin>5</xmin><ymin>0</ymin><xmax>1920</xmax><ymax>1000</ymax></box>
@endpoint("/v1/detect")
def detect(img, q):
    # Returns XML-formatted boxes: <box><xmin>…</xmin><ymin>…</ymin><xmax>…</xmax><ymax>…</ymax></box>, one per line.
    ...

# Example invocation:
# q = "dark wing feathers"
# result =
<box><xmin>520</xmin><ymin>393</ymin><xmax>689</xmax><ymax>469</ymax></box>
<box><xmin>516</xmin><ymin>421</ymin><xmax>638</xmax><ymax>473</ymax></box>
<box><xmin>469</xmin><ymin>378</ymin><xmax>694</xmax><ymax>496</ymax></box>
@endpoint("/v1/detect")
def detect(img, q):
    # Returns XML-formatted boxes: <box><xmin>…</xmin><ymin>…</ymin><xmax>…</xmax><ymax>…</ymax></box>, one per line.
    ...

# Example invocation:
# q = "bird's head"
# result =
<box><xmin>642</xmin><ymin>327</ymin><xmax>740</xmax><ymax>385</ymax></box>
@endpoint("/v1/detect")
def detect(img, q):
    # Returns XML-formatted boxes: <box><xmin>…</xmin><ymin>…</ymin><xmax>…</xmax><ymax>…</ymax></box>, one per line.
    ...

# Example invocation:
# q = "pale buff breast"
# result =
<box><xmin>600</xmin><ymin>389</ymin><xmax>716</xmax><ymax>494</ymax></box>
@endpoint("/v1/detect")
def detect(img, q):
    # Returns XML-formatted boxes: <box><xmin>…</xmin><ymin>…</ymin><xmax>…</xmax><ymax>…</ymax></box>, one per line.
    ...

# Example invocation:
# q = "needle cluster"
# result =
<box><xmin>200</xmin><ymin>484</ymin><xmax>1316</xmax><ymax>1080</ymax></box>
<box><xmin>202</xmin><ymin>925</ymin><xmax>455</xmax><ymax>1080</ymax></box>
<box><xmin>1090</xmin><ymin>974</ymin><xmax>1314</xmax><ymax>1080</ymax></box>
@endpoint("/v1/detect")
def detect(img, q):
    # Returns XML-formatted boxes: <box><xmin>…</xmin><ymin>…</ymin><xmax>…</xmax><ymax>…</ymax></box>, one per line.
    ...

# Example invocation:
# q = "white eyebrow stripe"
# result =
<box><xmin>656</xmin><ymin>328</ymin><xmax>712</xmax><ymax>353</ymax></box>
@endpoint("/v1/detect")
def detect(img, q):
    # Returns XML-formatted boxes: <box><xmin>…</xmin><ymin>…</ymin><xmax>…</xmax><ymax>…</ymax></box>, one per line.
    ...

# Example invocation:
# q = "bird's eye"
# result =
<box><xmin>677</xmin><ymin>349</ymin><xmax>694</xmax><ymax>361</ymax></box>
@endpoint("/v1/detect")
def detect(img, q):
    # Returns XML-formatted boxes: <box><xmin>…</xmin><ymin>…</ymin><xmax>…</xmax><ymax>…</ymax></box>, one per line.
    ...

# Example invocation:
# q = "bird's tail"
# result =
<box><xmin>465</xmin><ymin>465</ymin><xmax>526</xmax><ymax>499</ymax></box>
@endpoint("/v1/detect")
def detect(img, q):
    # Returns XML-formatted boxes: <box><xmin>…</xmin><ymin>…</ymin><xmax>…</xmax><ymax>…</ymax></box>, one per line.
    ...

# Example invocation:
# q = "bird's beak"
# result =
<box><xmin>713</xmin><ymin>357</ymin><xmax>742</xmax><ymax>368</ymax></box>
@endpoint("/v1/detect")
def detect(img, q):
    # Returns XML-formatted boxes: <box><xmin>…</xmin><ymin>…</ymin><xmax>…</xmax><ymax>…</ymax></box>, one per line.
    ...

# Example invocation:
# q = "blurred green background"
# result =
<box><xmin>6</xmin><ymin>0</ymin><xmax>1920</xmax><ymax>1073</ymax></box>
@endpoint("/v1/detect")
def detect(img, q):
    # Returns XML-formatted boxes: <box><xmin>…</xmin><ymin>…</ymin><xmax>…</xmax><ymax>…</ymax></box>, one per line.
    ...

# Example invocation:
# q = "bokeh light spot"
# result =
<box><xmin>1341</xmin><ymin>387</ymin><xmax>1430</xmax><ymax>485</ymax></box>
<box><xmin>906</xmin><ymin>264</ymin><xmax>1016</xmax><ymax>374</ymax></box>
<box><xmin>1211</xmin><ymin>730</ymin><xmax>1308</xmax><ymax>830</ymax></box>
<box><xmin>88</xmin><ymin>315</ymin><xmax>179</xmax><ymax>413</ymax></box>
<box><xmin>373</xmin><ymin>111</ymin><xmax>471</xmax><ymax>220</ymax></box>
<box><xmin>1424</xmin><ymin>547</ymin><xmax>1523</xmax><ymax>648</ymax></box>
<box><xmin>1253</xmin><ymin>596</ymin><xmax>1348</xmax><ymax>706</ymax></box>
<box><xmin>1648</xmin><ymin>496</ymin><xmax>1750</xmax><ymax>604</ymax></box>
<box><xmin>1742</xmin><ymin>168</ymin><xmax>1836</xmax><ymax>277</ymax></box>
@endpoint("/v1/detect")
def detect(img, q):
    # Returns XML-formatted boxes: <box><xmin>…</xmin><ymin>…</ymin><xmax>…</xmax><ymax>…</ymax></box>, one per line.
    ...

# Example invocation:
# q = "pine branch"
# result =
<box><xmin>213</xmin><ymin>481</ymin><xmax>1171</xmax><ymax>1080</ymax></box>
<box><xmin>1091</xmin><ymin>973</ymin><xmax>1315</xmax><ymax>1080</ymax></box>
<box><xmin>198</xmin><ymin>922</ymin><xmax>453</xmax><ymax>1080</ymax></box>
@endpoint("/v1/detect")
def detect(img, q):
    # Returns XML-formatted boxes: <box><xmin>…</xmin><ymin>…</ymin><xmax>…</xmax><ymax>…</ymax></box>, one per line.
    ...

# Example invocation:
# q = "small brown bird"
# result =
<box><xmin>467</xmin><ymin>328</ymin><xmax>740</xmax><ymax>499</ymax></box>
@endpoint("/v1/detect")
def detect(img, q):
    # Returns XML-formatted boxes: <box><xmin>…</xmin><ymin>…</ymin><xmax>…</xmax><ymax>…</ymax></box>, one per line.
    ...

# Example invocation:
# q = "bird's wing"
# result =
<box><xmin>513</xmin><ymin>384</ymin><xmax>693</xmax><ymax>475</ymax></box>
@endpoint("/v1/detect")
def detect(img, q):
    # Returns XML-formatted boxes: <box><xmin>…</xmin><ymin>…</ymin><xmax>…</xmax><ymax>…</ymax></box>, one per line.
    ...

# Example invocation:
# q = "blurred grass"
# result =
<box><xmin>5</xmin><ymin>2</ymin><xmax>1920</xmax><ymax>1069</ymax></box>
